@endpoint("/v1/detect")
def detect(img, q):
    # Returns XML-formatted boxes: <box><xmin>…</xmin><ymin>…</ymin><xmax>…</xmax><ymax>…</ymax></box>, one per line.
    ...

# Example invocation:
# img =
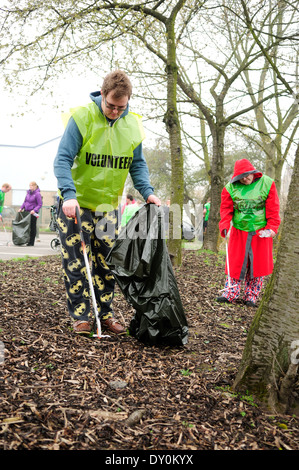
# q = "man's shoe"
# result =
<box><xmin>245</xmin><ymin>300</ymin><xmax>258</xmax><ymax>308</ymax></box>
<box><xmin>101</xmin><ymin>317</ymin><xmax>125</xmax><ymax>334</ymax></box>
<box><xmin>216</xmin><ymin>296</ymin><xmax>231</xmax><ymax>303</ymax></box>
<box><xmin>73</xmin><ymin>320</ymin><xmax>92</xmax><ymax>335</ymax></box>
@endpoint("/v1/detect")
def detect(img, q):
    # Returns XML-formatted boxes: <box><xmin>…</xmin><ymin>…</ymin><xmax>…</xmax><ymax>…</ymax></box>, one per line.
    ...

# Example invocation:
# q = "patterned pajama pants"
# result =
<box><xmin>222</xmin><ymin>269</ymin><xmax>264</xmax><ymax>303</ymax></box>
<box><xmin>57</xmin><ymin>205</ymin><xmax>119</xmax><ymax>323</ymax></box>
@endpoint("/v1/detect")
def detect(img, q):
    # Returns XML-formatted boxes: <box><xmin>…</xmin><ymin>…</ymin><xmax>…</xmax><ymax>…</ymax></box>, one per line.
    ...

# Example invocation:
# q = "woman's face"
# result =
<box><xmin>29</xmin><ymin>183</ymin><xmax>37</xmax><ymax>191</ymax></box>
<box><xmin>240</xmin><ymin>174</ymin><xmax>254</xmax><ymax>185</ymax></box>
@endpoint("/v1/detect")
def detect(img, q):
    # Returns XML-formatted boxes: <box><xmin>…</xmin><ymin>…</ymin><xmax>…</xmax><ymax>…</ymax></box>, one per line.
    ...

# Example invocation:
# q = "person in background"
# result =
<box><xmin>121</xmin><ymin>194</ymin><xmax>136</xmax><ymax>215</ymax></box>
<box><xmin>54</xmin><ymin>69</ymin><xmax>161</xmax><ymax>336</ymax></box>
<box><xmin>203</xmin><ymin>198</ymin><xmax>210</xmax><ymax>234</ymax></box>
<box><xmin>121</xmin><ymin>194</ymin><xmax>140</xmax><ymax>227</ymax></box>
<box><xmin>216</xmin><ymin>159</ymin><xmax>280</xmax><ymax>307</ymax></box>
<box><xmin>18</xmin><ymin>181</ymin><xmax>42</xmax><ymax>246</ymax></box>
<box><xmin>0</xmin><ymin>183</ymin><xmax>12</xmax><ymax>222</ymax></box>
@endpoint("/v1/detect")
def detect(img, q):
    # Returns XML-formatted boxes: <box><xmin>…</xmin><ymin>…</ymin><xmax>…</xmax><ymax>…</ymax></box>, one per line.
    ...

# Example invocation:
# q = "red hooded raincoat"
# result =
<box><xmin>219</xmin><ymin>159</ymin><xmax>281</xmax><ymax>280</ymax></box>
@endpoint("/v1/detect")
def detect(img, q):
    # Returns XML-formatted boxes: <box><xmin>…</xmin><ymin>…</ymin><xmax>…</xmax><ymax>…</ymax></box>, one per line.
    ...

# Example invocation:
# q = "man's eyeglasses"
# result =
<box><xmin>104</xmin><ymin>97</ymin><xmax>128</xmax><ymax>112</ymax></box>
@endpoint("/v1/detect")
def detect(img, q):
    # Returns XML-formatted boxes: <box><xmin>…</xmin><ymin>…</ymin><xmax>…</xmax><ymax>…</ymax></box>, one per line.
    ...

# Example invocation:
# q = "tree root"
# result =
<box><xmin>278</xmin><ymin>363</ymin><xmax>299</xmax><ymax>414</ymax></box>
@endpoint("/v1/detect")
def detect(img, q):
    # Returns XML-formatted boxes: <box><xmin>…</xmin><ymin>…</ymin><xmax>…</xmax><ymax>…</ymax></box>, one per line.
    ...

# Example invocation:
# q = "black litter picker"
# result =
<box><xmin>106</xmin><ymin>203</ymin><xmax>188</xmax><ymax>347</ymax></box>
<box><xmin>49</xmin><ymin>205</ymin><xmax>61</xmax><ymax>251</ymax></box>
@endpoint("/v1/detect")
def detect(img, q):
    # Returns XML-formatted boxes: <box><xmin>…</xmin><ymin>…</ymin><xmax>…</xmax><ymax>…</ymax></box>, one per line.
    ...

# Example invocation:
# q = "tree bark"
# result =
<box><xmin>203</xmin><ymin>123</ymin><xmax>224</xmax><ymax>252</ymax></box>
<box><xmin>233</xmin><ymin>137</ymin><xmax>299</xmax><ymax>414</ymax></box>
<box><xmin>164</xmin><ymin>11</ymin><xmax>184</xmax><ymax>266</ymax></box>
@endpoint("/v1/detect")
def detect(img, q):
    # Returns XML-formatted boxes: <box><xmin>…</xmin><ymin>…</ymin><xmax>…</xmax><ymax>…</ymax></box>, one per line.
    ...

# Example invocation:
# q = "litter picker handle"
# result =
<box><xmin>75</xmin><ymin>206</ymin><xmax>82</xmax><ymax>231</ymax></box>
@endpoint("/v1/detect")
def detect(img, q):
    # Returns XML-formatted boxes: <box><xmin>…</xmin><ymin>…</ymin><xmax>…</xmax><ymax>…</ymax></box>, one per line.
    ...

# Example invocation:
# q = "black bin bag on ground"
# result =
<box><xmin>12</xmin><ymin>211</ymin><xmax>31</xmax><ymax>246</ymax></box>
<box><xmin>106</xmin><ymin>204</ymin><xmax>188</xmax><ymax>346</ymax></box>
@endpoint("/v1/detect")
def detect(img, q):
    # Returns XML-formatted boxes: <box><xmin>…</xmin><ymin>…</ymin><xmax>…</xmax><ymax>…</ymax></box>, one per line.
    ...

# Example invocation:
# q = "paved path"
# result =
<box><xmin>0</xmin><ymin>232</ymin><xmax>60</xmax><ymax>260</ymax></box>
<box><xmin>0</xmin><ymin>230</ymin><xmax>203</xmax><ymax>261</ymax></box>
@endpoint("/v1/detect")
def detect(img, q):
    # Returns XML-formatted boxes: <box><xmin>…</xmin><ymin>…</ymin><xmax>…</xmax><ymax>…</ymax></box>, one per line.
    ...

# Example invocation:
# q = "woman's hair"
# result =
<box><xmin>101</xmin><ymin>70</ymin><xmax>132</xmax><ymax>99</ymax></box>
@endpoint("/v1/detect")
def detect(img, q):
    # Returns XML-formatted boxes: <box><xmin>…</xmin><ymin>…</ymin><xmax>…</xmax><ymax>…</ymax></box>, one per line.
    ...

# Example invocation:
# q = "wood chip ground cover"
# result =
<box><xmin>0</xmin><ymin>250</ymin><xmax>298</xmax><ymax>450</ymax></box>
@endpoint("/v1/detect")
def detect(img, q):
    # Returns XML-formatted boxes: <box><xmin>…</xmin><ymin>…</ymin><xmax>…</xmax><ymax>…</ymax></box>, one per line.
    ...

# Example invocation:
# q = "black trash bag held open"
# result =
<box><xmin>106</xmin><ymin>204</ymin><xmax>188</xmax><ymax>346</ymax></box>
<box><xmin>12</xmin><ymin>211</ymin><xmax>32</xmax><ymax>246</ymax></box>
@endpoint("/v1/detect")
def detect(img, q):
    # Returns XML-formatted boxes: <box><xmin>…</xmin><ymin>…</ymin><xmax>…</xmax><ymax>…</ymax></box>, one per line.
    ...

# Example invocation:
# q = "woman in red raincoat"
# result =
<box><xmin>217</xmin><ymin>159</ymin><xmax>281</xmax><ymax>307</ymax></box>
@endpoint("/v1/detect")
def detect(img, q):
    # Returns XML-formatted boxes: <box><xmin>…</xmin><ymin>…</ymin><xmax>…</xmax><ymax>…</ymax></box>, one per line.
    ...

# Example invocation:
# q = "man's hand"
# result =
<box><xmin>146</xmin><ymin>194</ymin><xmax>161</xmax><ymax>206</ymax></box>
<box><xmin>62</xmin><ymin>199</ymin><xmax>80</xmax><ymax>218</ymax></box>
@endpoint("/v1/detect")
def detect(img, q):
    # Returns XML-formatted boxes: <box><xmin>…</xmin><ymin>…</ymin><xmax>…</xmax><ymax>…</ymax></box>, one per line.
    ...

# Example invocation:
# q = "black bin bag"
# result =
<box><xmin>12</xmin><ymin>211</ymin><xmax>32</xmax><ymax>246</ymax></box>
<box><xmin>106</xmin><ymin>204</ymin><xmax>188</xmax><ymax>346</ymax></box>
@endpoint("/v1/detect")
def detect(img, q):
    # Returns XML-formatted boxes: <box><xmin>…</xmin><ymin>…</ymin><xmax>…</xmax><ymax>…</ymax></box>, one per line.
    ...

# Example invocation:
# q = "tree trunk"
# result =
<box><xmin>274</xmin><ymin>155</ymin><xmax>284</xmax><ymax>196</ymax></box>
<box><xmin>164</xmin><ymin>17</ymin><xmax>184</xmax><ymax>267</ymax></box>
<box><xmin>233</xmin><ymin>139</ymin><xmax>299</xmax><ymax>414</ymax></box>
<box><xmin>203</xmin><ymin>123</ymin><xmax>225</xmax><ymax>252</ymax></box>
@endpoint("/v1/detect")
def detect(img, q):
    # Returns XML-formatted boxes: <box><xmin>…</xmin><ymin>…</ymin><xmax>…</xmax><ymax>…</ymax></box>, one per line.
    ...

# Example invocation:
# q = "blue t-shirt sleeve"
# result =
<box><xmin>130</xmin><ymin>143</ymin><xmax>154</xmax><ymax>202</ymax></box>
<box><xmin>53</xmin><ymin>117</ymin><xmax>83</xmax><ymax>201</ymax></box>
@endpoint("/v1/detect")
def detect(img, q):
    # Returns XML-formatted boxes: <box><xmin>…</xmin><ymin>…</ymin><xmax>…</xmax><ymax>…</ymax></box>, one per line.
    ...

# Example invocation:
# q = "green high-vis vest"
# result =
<box><xmin>70</xmin><ymin>102</ymin><xmax>145</xmax><ymax>212</ymax></box>
<box><xmin>225</xmin><ymin>174</ymin><xmax>273</xmax><ymax>232</ymax></box>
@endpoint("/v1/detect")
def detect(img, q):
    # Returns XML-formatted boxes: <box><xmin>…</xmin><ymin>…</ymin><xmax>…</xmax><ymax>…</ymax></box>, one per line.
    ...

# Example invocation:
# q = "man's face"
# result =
<box><xmin>102</xmin><ymin>91</ymin><xmax>129</xmax><ymax>119</ymax></box>
<box><xmin>240</xmin><ymin>174</ymin><xmax>254</xmax><ymax>185</ymax></box>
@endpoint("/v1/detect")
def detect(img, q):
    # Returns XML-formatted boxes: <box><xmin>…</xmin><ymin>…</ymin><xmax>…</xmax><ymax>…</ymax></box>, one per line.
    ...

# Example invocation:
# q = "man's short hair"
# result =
<box><xmin>101</xmin><ymin>70</ymin><xmax>132</xmax><ymax>99</ymax></box>
<box><xmin>2</xmin><ymin>183</ymin><xmax>11</xmax><ymax>191</ymax></box>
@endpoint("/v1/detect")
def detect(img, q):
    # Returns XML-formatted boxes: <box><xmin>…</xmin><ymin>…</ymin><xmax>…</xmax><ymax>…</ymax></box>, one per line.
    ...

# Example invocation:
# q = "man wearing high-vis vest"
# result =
<box><xmin>216</xmin><ymin>159</ymin><xmax>280</xmax><ymax>307</ymax></box>
<box><xmin>54</xmin><ymin>70</ymin><xmax>161</xmax><ymax>336</ymax></box>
